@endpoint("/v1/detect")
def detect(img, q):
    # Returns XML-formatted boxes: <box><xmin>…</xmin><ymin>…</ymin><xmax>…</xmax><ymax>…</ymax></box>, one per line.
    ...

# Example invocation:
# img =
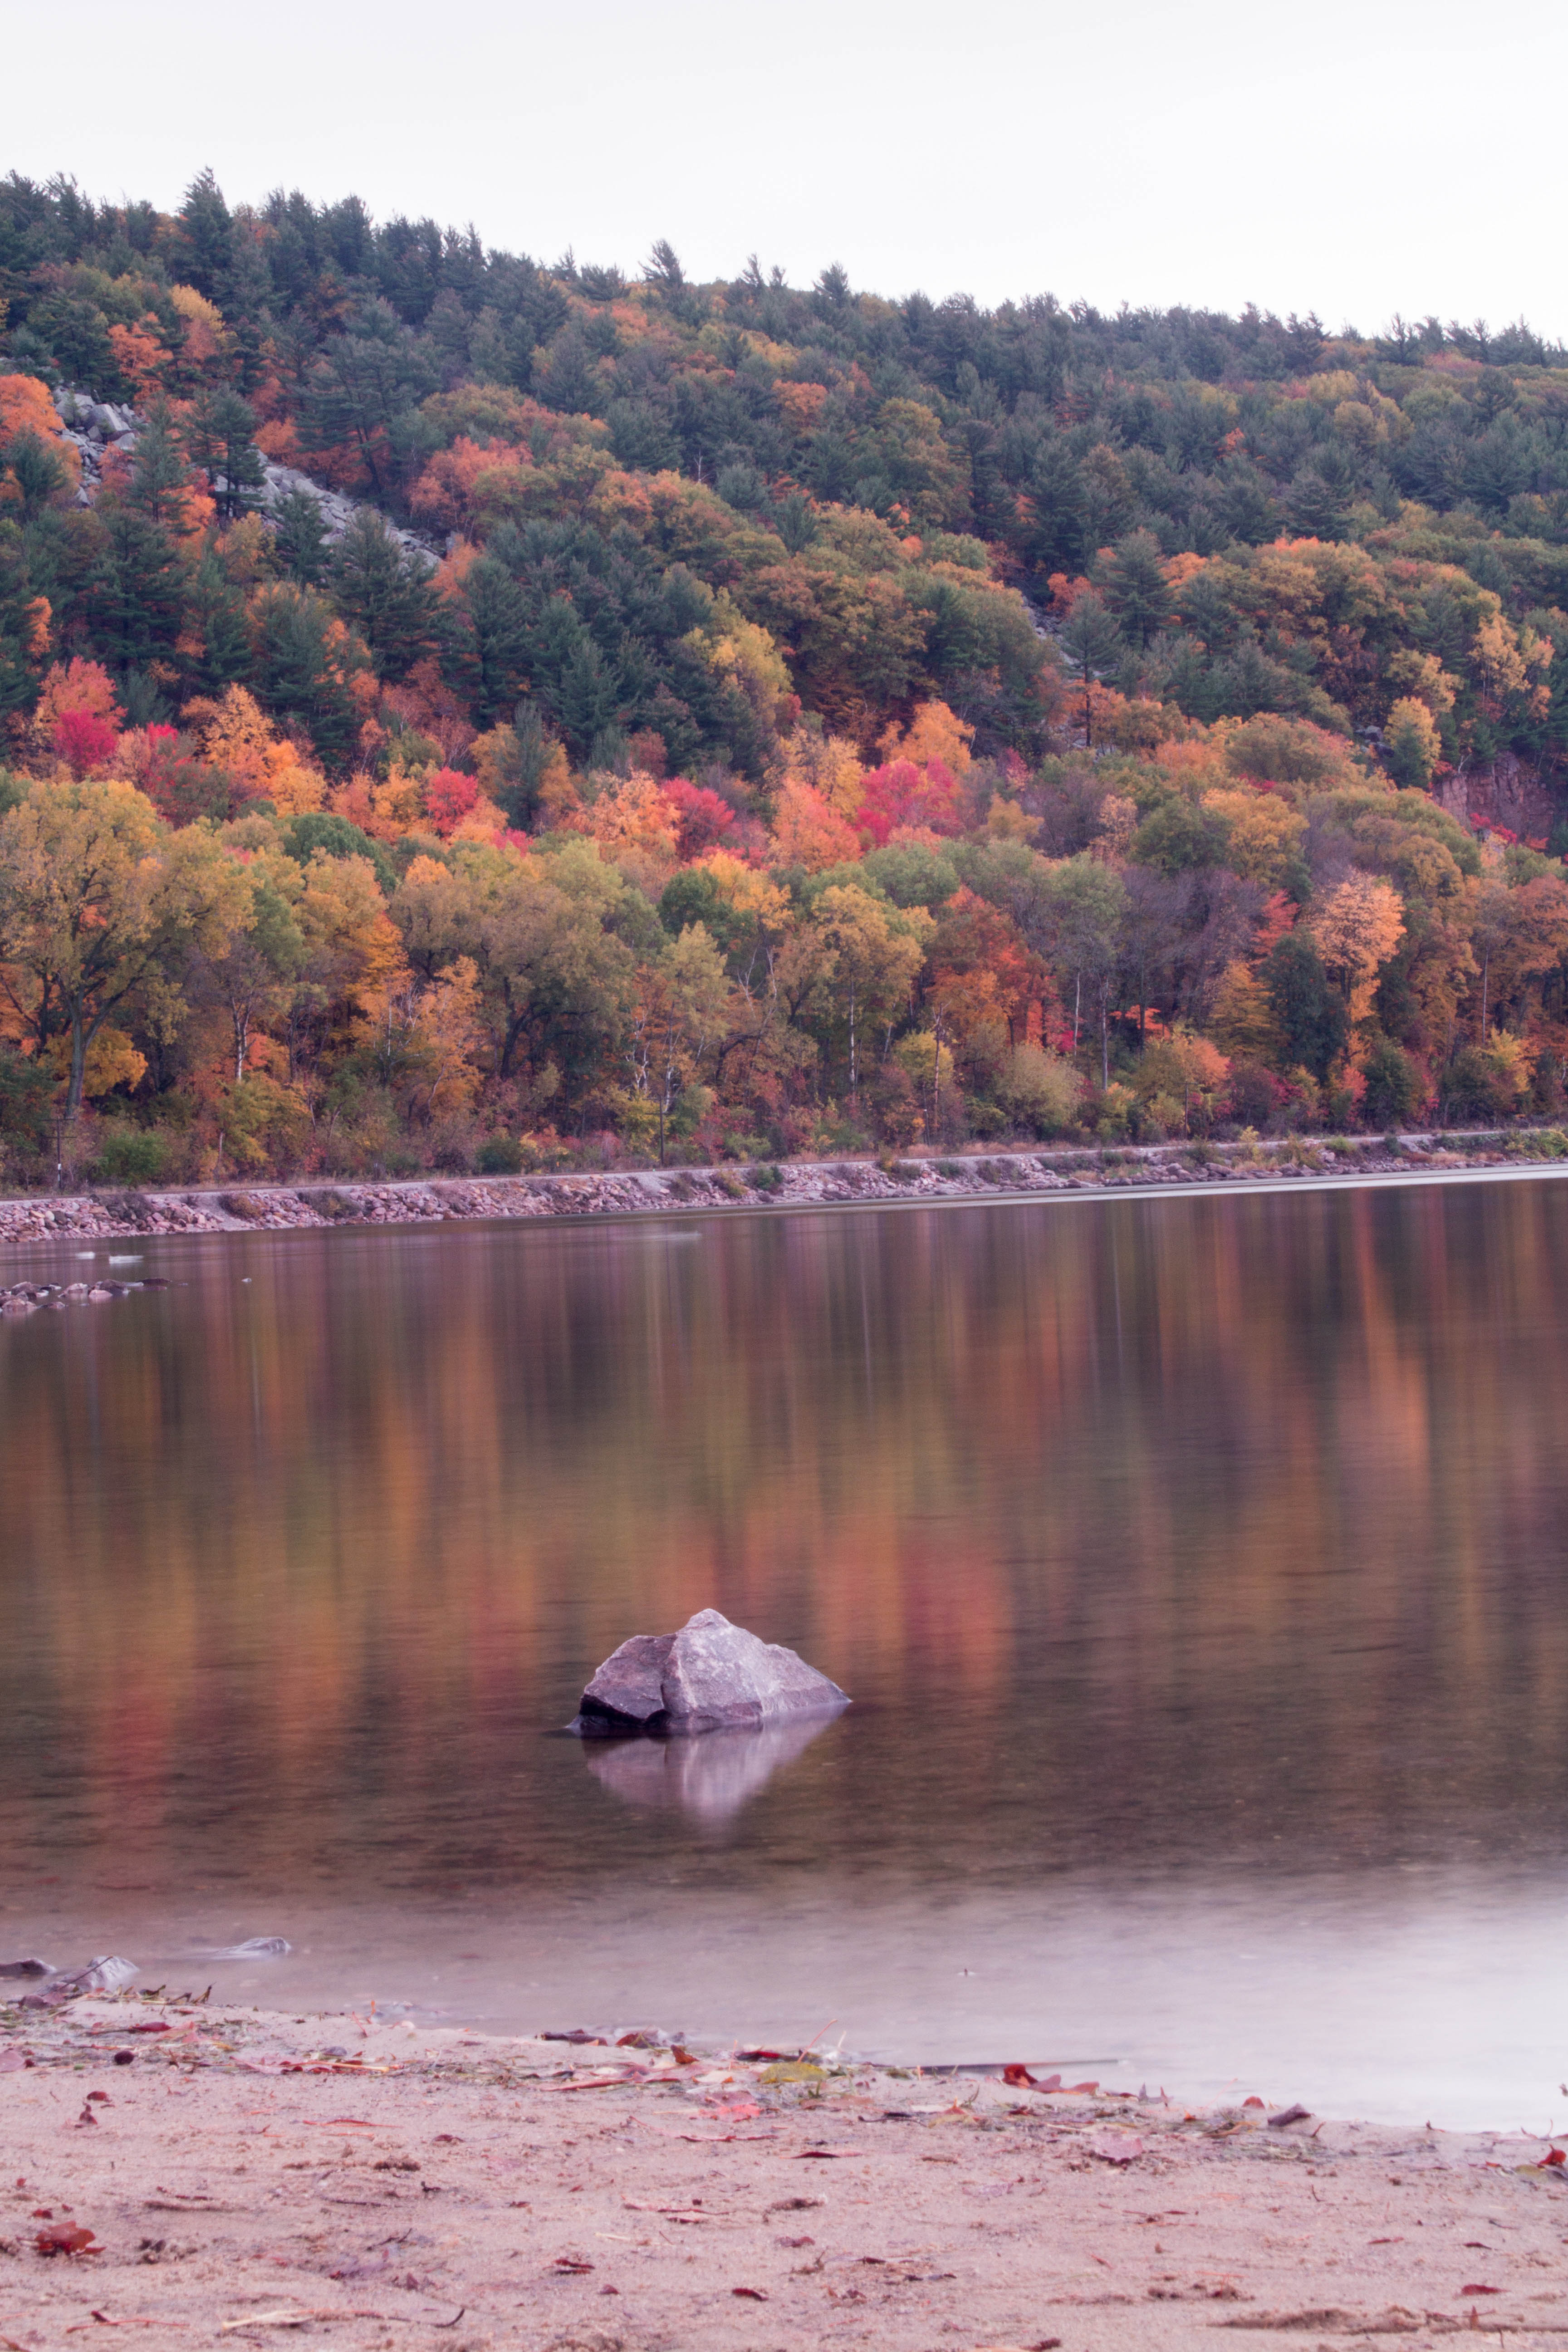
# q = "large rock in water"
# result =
<box><xmin>568</xmin><ymin>1608</ymin><xmax>849</xmax><ymax>1738</ymax></box>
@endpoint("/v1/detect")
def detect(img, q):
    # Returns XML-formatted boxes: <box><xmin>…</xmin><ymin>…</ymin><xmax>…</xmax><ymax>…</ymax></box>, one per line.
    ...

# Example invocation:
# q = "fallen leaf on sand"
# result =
<box><xmin>1460</xmin><ymin>2284</ymin><xmax>1503</xmax><ymax>2295</ymax></box>
<box><xmin>1086</xmin><ymin>2134</ymin><xmax>1145</xmax><ymax>2165</ymax></box>
<box><xmin>36</xmin><ymin>2223</ymin><xmax>98</xmax><ymax>2256</ymax></box>
<box><xmin>732</xmin><ymin>2286</ymin><xmax>768</xmax><ymax>2300</ymax></box>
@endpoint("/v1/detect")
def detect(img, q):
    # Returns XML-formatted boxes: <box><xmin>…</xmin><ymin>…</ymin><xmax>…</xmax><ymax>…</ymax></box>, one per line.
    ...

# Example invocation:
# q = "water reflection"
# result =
<box><xmin>579</xmin><ymin>1717</ymin><xmax>839</xmax><ymax>1822</ymax></box>
<box><xmin>2</xmin><ymin>1181</ymin><xmax>1568</xmax><ymax>2122</ymax></box>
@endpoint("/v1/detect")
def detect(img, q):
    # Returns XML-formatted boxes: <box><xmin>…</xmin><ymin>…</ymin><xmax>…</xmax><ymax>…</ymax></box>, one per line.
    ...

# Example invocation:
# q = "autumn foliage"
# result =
<box><xmin>1</xmin><ymin>172</ymin><xmax>1568</xmax><ymax>1180</ymax></box>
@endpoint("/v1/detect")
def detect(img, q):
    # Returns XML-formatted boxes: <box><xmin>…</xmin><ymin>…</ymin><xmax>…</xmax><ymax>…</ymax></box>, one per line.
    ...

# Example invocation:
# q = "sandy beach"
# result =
<box><xmin>5</xmin><ymin>1994</ymin><xmax>1568</xmax><ymax>2350</ymax></box>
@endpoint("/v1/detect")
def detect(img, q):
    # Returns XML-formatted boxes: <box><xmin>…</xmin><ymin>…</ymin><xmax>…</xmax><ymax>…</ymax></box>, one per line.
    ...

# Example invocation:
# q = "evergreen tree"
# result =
<box><xmin>1264</xmin><ymin>928</ymin><xmax>1348</xmax><ymax>1079</ymax></box>
<box><xmin>127</xmin><ymin>405</ymin><xmax>197</xmax><ymax>534</ymax></box>
<box><xmin>0</xmin><ymin>527</ymin><xmax>41</xmax><ymax>719</ymax></box>
<box><xmin>182</xmin><ymin>387</ymin><xmax>265</xmax><ymax>522</ymax></box>
<box><xmin>271</xmin><ymin>488</ymin><xmax>330</xmax><ymax>586</ymax></box>
<box><xmin>454</xmin><ymin>556</ymin><xmax>532</xmax><ymax>723</ymax></box>
<box><xmin>189</xmin><ymin>548</ymin><xmax>253</xmax><ymax>693</ymax></box>
<box><xmin>1058</xmin><ymin>591</ymin><xmax>1122</xmax><ymax>744</ymax></box>
<box><xmin>176</xmin><ymin>168</ymin><xmax>235</xmax><ymax>307</ymax></box>
<box><xmin>328</xmin><ymin>508</ymin><xmax>439</xmax><ymax>680</ymax></box>
<box><xmin>1100</xmin><ymin>529</ymin><xmax>1172</xmax><ymax>649</ymax></box>
<box><xmin>251</xmin><ymin>583</ymin><xmax>363</xmax><ymax>770</ymax></box>
<box><xmin>92</xmin><ymin>505</ymin><xmax>186</xmax><ymax>672</ymax></box>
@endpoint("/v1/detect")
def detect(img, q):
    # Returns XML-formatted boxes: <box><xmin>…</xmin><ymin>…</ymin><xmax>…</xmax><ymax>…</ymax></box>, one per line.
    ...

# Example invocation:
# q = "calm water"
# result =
<box><xmin>4</xmin><ymin>1180</ymin><xmax>1568</xmax><ymax>2128</ymax></box>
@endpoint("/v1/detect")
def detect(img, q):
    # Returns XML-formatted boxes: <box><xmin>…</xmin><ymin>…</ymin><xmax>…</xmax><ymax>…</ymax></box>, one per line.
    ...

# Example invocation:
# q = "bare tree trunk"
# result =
<box><xmin>66</xmin><ymin>1011</ymin><xmax>87</xmax><ymax>1122</ymax></box>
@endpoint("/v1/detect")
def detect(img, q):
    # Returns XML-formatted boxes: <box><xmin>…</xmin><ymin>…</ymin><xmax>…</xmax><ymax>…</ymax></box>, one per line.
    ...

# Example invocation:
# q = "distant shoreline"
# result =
<box><xmin>2</xmin><ymin>1131</ymin><xmax>1567</xmax><ymax>1250</ymax></box>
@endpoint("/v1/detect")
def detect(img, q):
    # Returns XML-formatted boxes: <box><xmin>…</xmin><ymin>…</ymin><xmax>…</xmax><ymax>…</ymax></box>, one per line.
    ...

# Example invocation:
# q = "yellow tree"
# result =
<box><xmin>287</xmin><ymin>853</ymin><xmax>409</xmax><ymax>1080</ymax></box>
<box><xmin>1382</xmin><ymin>698</ymin><xmax>1441</xmax><ymax>790</ymax></box>
<box><xmin>0</xmin><ymin>779</ymin><xmax>247</xmax><ymax>1117</ymax></box>
<box><xmin>783</xmin><ymin>884</ymin><xmax>930</xmax><ymax>1103</ymax></box>
<box><xmin>189</xmin><ymin>847</ymin><xmax>307</xmax><ymax>1083</ymax></box>
<box><xmin>408</xmin><ymin>956</ymin><xmax>484</xmax><ymax>1121</ymax></box>
<box><xmin>628</xmin><ymin>923</ymin><xmax>731</xmax><ymax>1163</ymax></box>
<box><xmin>1308</xmin><ymin>872</ymin><xmax>1405</xmax><ymax>1020</ymax></box>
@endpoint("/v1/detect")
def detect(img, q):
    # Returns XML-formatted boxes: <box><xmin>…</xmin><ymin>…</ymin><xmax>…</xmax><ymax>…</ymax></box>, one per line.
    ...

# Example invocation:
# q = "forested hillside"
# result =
<box><xmin>3</xmin><ymin>169</ymin><xmax>1568</xmax><ymax>1186</ymax></box>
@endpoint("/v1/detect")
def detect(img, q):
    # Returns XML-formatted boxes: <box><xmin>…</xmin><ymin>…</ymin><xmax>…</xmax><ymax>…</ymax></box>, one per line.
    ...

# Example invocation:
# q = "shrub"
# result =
<box><xmin>92</xmin><ymin>1127</ymin><xmax>173</xmax><ymax>1186</ymax></box>
<box><xmin>1360</xmin><ymin>1034</ymin><xmax>1420</xmax><ymax>1130</ymax></box>
<box><xmin>747</xmin><ymin>1162</ymin><xmax>784</xmax><ymax>1192</ymax></box>
<box><xmin>994</xmin><ymin>1044</ymin><xmax>1080</xmax><ymax>1138</ymax></box>
<box><xmin>477</xmin><ymin>1135</ymin><xmax>525</xmax><ymax>1175</ymax></box>
<box><xmin>1440</xmin><ymin>1046</ymin><xmax>1511</xmax><ymax>1124</ymax></box>
<box><xmin>1225</xmin><ymin>1059</ymin><xmax>1287</xmax><ymax>1134</ymax></box>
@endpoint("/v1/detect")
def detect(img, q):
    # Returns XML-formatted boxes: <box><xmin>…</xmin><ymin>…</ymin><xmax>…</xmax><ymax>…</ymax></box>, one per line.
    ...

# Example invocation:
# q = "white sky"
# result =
<box><xmin>7</xmin><ymin>0</ymin><xmax>1564</xmax><ymax>341</ymax></box>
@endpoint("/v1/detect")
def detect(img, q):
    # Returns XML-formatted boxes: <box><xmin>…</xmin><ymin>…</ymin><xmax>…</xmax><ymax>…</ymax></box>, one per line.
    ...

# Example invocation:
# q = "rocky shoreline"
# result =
<box><xmin>0</xmin><ymin>1131</ymin><xmax>1565</xmax><ymax>1254</ymax></box>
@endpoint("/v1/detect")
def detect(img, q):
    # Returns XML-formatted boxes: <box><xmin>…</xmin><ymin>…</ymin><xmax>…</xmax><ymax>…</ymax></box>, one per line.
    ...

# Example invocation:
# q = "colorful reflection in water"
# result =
<box><xmin>2</xmin><ymin>1182</ymin><xmax>1567</xmax><ymax>2123</ymax></box>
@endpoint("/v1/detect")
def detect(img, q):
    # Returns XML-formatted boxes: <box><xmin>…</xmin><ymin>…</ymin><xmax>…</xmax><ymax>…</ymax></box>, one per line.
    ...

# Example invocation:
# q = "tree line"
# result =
<box><xmin>1</xmin><ymin>170</ymin><xmax>1567</xmax><ymax>1186</ymax></box>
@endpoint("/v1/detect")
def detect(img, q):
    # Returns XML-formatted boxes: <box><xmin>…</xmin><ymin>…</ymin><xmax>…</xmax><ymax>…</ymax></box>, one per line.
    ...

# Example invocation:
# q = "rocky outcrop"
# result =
<box><xmin>568</xmin><ymin>1608</ymin><xmax>850</xmax><ymax>1739</ymax></box>
<box><xmin>51</xmin><ymin>386</ymin><xmax>435</xmax><ymax>563</ymax></box>
<box><xmin>1433</xmin><ymin>750</ymin><xmax>1563</xmax><ymax>844</ymax></box>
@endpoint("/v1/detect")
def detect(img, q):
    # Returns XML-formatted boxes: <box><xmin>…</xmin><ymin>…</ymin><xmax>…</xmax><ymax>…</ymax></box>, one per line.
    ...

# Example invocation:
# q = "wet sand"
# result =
<box><xmin>5</xmin><ymin>1996</ymin><xmax>1568</xmax><ymax>2349</ymax></box>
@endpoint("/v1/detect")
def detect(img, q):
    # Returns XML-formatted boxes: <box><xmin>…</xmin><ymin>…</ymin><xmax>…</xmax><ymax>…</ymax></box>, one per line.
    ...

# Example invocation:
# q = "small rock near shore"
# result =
<box><xmin>568</xmin><ymin>1607</ymin><xmax>849</xmax><ymax>1738</ymax></box>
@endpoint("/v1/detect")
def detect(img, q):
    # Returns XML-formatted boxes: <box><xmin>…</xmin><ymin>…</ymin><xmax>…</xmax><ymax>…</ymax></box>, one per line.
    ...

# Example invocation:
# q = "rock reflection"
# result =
<box><xmin>579</xmin><ymin>1718</ymin><xmax>837</xmax><ymax>1822</ymax></box>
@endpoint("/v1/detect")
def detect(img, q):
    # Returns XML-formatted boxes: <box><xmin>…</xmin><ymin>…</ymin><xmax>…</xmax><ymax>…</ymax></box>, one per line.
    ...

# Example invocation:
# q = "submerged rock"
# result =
<box><xmin>568</xmin><ymin>1607</ymin><xmax>849</xmax><ymax>1739</ymax></box>
<box><xmin>26</xmin><ymin>1955</ymin><xmax>140</xmax><ymax>2004</ymax></box>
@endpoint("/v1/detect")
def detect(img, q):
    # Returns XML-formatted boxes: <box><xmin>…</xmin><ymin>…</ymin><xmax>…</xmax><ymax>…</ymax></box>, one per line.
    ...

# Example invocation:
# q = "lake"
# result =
<box><xmin>3</xmin><ymin>1178</ymin><xmax>1568</xmax><ymax>2128</ymax></box>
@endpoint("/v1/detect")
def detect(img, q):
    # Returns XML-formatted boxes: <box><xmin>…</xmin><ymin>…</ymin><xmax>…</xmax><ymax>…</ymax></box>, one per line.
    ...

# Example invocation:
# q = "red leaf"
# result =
<box><xmin>732</xmin><ymin>2286</ymin><xmax>769</xmax><ymax>2300</ymax></box>
<box><xmin>1461</xmin><ymin>2285</ymin><xmax>1503</xmax><ymax>2295</ymax></box>
<box><xmin>1002</xmin><ymin>2063</ymin><xmax>1037</xmax><ymax>2087</ymax></box>
<box><xmin>36</xmin><ymin>2222</ymin><xmax>98</xmax><ymax>2256</ymax></box>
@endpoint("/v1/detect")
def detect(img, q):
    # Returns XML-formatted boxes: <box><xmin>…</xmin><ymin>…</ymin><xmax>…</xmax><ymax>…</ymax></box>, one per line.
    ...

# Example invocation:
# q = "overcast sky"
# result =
<box><xmin>7</xmin><ymin>0</ymin><xmax>1563</xmax><ymax>339</ymax></box>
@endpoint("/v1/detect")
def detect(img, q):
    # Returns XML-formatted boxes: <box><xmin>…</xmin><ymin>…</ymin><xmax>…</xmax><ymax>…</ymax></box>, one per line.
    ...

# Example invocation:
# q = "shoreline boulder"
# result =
<box><xmin>568</xmin><ymin>1607</ymin><xmax>849</xmax><ymax>1739</ymax></box>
